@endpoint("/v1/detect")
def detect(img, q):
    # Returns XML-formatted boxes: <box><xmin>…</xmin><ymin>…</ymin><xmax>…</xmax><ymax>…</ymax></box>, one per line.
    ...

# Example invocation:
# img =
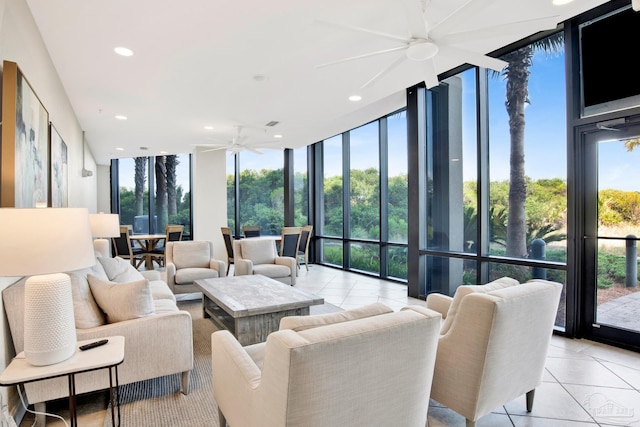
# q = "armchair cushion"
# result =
<box><xmin>240</xmin><ymin>239</ymin><xmax>276</xmax><ymax>265</ymax></box>
<box><xmin>173</xmin><ymin>241</ymin><xmax>213</xmax><ymax>268</ymax></box>
<box><xmin>280</xmin><ymin>302</ymin><xmax>394</xmax><ymax>331</ymax></box>
<box><xmin>88</xmin><ymin>275</ymin><xmax>155</xmax><ymax>323</ymax></box>
<box><xmin>439</xmin><ymin>276</ymin><xmax>519</xmax><ymax>334</ymax></box>
<box><xmin>174</xmin><ymin>267</ymin><xmax>219</xmax><ymax>285</ymax></box>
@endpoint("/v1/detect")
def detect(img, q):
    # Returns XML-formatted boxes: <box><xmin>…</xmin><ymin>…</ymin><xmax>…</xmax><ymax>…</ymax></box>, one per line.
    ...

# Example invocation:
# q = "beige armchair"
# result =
<box><xmin>233</xmin><ymin>238</ymin><xmax>296</xmax><ymax>285</ymax></box>
<box><xmin>211</xmin><ymin>303</ymin><xmax>442</xmax><ymax>427</ymax></box>
<box><xmin>165</xmin><ymin>240</ymin><xmax>226</xmax><ymax>294</ymax></box>
<box><xmin>427</xmin><ymin>278</ymin><xmax>563</xmax><ymax>427</ymax></box>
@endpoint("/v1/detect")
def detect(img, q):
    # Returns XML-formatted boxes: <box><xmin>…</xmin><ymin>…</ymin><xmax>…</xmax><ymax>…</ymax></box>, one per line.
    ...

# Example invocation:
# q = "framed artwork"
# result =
<box><xmin>1</xmin><ymin>60</ymin><xmax>50</xmax><ymax>207</ymax></box>
<box><xmin>50</xmin><ymin>123</ymin><xmax>68</xmax><ymax>207</ymax></box>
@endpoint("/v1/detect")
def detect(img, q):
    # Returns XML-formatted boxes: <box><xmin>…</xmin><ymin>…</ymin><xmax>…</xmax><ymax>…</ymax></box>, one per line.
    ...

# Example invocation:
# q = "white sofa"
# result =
<box><xmin>2</xmin><ymin>256</ymin><xmax>194</xmax><ymax>424</ymax></box>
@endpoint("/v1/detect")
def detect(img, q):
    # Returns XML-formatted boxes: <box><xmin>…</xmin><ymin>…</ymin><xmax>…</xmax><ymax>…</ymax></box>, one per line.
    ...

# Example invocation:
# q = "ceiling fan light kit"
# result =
<box><xmin>406</xmin><ymin>40</ymin><xmax>439</xmax><ymax>61</ymax></box>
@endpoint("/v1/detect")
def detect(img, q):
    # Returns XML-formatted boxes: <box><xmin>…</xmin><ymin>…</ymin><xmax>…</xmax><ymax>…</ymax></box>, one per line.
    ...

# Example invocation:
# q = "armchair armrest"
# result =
<box><xmin>426</xmin><ymin>293</ymin><xmax>453</xmax><ymax>318</ymax></box>
<box><xmin>165</xmin><ymin>262</ymin><xmax>177</xmax><ymax>290</ymax></box>
<box><xmin>275</xmin><ymin>256</ymin><xmax>296</xmax><ymax>285</ymax></box>
<box><xmin>209</xmin><ymin>259</ymin><xmax>227</xmax><ymax>277</ymax></box>
<box><xmin>211</xmin><ymin>330</ymin><xmax>261</xmax><ymax>422</ymax></box>
<box><xmin>234</xmin><ymin>259</ymin><xmax>253</xmax><ymax>276</ymax></box>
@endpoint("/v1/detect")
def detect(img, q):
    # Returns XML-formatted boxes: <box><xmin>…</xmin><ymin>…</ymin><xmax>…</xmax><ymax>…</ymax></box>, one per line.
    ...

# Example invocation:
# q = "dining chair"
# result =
<box><xmin>242</xmin><ymin>225</ymin><xmax>261</xmax><ymax>238</ymax></box>
<box><xmin>279</xmin><ymin>226</ymin><xmax>302</xmax><ymax>258</ymax></box>
<box><xmin>220</xmin><ymin>227</ymin><xmax>234</xmax><ymax>275</ymax></box>
<box><xmin>150</xmin><ymin>224</ymin><xmax>184</xmax><ymax>267</ymax></box>
<box><xmin>297</xmin><ymin>225</ymin><xmax>313</xmax><ymax>271</ymax></box>
<box><xmin>111</xmin><ymin>225</ymin><xmax>146</xmax><ymax>269</ymax></box>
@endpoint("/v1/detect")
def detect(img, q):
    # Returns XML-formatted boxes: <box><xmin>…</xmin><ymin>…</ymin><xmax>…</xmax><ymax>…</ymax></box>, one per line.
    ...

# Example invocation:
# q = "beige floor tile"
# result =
<box><xmin>504</xmin><ymin>382</ymin><xmax>594</xmax><ymax>422</ymax></box>
<box><xmin>544</xmin><ymin>358</ymin><xmax>631</xmax><ymax>388</ymax></box>
<box><xmin>563</xmin><ymin>384</ymin><xmax>640</xmax><ymax>426</ymax></box>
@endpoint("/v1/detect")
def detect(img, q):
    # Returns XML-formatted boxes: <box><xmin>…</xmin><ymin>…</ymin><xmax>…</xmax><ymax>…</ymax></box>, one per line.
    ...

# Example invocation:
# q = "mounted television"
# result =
<box><xmin>580</xmin><ymin>6</ymin><xmax>640</xmax><ymax>117</ymax></box>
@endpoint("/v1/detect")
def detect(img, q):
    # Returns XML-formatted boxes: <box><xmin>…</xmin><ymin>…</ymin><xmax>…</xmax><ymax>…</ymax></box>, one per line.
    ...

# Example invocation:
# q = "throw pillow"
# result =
<box><xmin>87</xmin><ymin>274</ymin><xmax>154</xmax><ymax>323</ymax></box>
<box><xmin>67</xmin><ymin>262</ymin><xmax>109</xmax><ymax>328</ymax></box>
<box><xmin>98</xmin><ymin>256</ymin><xmax>145</xmax><ymax>283</ymax></box>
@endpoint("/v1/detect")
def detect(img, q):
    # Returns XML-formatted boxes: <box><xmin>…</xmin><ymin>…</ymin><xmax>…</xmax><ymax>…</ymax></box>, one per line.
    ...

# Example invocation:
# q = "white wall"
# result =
<box><xmin>192</xmin><ymin>148</ymin><xmax>228</xmax><ymax>261</ymax></box>
<box><xmin>0</xmin><ymin>0</ymin><xmax>97</xmax><ymax>418</ymax></box>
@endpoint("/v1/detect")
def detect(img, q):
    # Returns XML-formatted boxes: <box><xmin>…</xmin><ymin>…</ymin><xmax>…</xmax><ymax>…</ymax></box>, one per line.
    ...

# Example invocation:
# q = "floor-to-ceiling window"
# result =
<box><xmin>320</xmin><ymin>135</ymin><xmax>343</xmax><ymax>267</ymax></box>
<box><xmin>487</xmin><ymin>31</ymin><xmax>568</xmax><ymax>327</ymax></box>
<box><xmin>113</xmin><ymin>154</ymin><xmax>192</xmax><ymax>237</ymax></box>
<box><xmin>293</xmin><ymin>146</ymin><xmax>308</xmax><ymax>226</ymax></box>
<box><xmin>387</xmin><ymin>110</ymin><xmax>409</xmax><ymax>279</ymax></box>
<box><xmin>238</xmin><ymin>149</ymin><xmax>284</xmax><ymax>235</ymax></box>
<box><xmin>349</xmin><ymin>122</ymin><xmax>380</xmax><ymax>274</ymax></box>
<box><xmin>226</xmin><ymin>154</ymin><xmax>236</xmax><ymax>234</ymax></box>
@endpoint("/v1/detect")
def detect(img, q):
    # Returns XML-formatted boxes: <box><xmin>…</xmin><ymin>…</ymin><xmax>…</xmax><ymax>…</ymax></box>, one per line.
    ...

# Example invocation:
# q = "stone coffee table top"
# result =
<box><xmin>195</xmin><ymin>274</ymin><xmax>324</xmax><ymax>318</ymax></box>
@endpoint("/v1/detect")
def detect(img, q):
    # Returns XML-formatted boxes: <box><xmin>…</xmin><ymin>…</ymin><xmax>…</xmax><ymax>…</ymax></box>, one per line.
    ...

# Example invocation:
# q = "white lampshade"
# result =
<box><xmin>1</xmin><ymin>208</ymin><xmax>96</xmax><ymax>276</ymax></box>
<box><xmin>0</xmin><ymin>208</ymin><xmax>95</xmax><ymax>366</ymax></box>
<box><xmin>89</xmin><ymin>213</ymin><xmax>120</xmax><ymax>258</ymax></box>
<box><xmin>89</xmin><ymin>213</ymin><xmax>120</xmax><ymax>238</ymax></box>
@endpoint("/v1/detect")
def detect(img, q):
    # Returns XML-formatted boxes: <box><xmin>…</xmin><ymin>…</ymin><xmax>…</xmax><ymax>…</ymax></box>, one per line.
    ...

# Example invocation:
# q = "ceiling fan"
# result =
<box><xmin>197</xmin><ymin>126</ymin><xmax>267</xmax><ymax>155</ymax></box>
<box><xmin>316</xmin><ymin>0</ymin><xmax>559</xmax><ymax>89</ymax></box>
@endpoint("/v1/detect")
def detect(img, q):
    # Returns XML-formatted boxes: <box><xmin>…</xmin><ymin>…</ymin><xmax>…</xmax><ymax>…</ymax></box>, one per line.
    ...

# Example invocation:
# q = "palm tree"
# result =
<box><xmin>499</xmin><ymin>32</ymin><xmax>563</xmax><ymax>258</ymax></box>
<box><xmin>155</xmin><ymin>156</ymin><xmax>168</xmax><ymax>230</ymax></box>
<box><xmin>134</xmin><ymin>157</ymin><xmax>147</xmax><ymax>216</ymax></box>
<box><xmin>166</xmin><ymin>155</ymin><xmax>179</xmax><ymax>217</ymax></box>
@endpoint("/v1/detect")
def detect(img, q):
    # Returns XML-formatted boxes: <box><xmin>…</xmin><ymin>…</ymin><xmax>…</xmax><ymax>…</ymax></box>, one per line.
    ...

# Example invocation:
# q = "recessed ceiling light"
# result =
<box><xmin>115</xmin><ymin>147</ymin><xmax>125</xmax><ymax>151</ymax></box>
<box><xmin>348</xmin><ymin>95</ymin><xmax>362</xmax><ymax>102</ymax></box>
<box><xmin>114</xmin><ymin>47</ymin><xmax>133</xmax><ymax>57</ymax></box>
<box><xmin>204</xmin><ymin>126</ymin><xmax>214</xmax><ymax>130</ymax></box>
<box><xmin>115</xmin><ymin>115</ymin><xmax>127</xmax><ymax>120</ymax></box>
<box><xmin>160</xmin><ymin>151</ymin><xmax>168</xmax><ymax>154</ymax></box>
<box><xmin>273</xmin><ymin>134</ymin><xmax>283</xmax><ymax>139</ymax></box>
<box><xmin>552</xmin><ymin>0</ymin><xmax>573</xmax><ymax>5</ymax></box>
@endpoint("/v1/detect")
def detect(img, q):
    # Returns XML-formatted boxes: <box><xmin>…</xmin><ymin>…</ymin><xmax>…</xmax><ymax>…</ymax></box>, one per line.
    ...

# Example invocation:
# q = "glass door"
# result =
<box><xmin>582</xmin><ymin>118</ymin><xmax>640</xmax><ymax>348</ymax></box>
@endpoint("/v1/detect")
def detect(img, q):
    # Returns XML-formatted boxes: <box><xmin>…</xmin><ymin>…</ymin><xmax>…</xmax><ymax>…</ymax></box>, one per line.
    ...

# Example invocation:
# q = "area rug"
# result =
<box><xmin>103</xmin><ymin>300</ymin><xmax>341</xmax><ymax>427</ymax></box>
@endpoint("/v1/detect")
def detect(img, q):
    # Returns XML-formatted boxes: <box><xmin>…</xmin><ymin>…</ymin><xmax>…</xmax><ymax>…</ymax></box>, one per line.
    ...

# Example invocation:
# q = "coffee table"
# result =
<box><xmin>194</xmin><ymin>274</ymin><xmax>324</xmax><ymax>345</ymax></box>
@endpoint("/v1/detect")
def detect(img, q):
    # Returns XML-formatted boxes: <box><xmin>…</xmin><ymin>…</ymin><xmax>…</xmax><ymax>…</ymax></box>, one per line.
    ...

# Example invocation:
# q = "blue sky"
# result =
<box><xmin>122</xmin><ymin>49</ymin><xmax>639</xmax><ymax>194</ymax></box>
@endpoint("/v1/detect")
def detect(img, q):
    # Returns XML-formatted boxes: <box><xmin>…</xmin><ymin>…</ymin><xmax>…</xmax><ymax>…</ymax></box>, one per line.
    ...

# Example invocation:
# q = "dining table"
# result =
<box><xmin>129</xmin><ymin>233</ymin><xmax>166</xmax><ymax>270</ymax></box>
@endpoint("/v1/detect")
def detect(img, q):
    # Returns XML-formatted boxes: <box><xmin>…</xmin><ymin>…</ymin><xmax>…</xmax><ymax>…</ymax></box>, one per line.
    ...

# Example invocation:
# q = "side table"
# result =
<box><xmin>0</xmin><ymin>336</ymin><xmax>125</xmax><ymax>427</ymax></box>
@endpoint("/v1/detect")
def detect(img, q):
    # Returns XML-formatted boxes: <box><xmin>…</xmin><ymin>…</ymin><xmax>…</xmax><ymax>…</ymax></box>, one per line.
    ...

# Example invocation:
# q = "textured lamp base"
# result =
<box><xmin>24</xmin><ymin>273</ymin><xmax>77</xmax><ymax>366</ymax></box>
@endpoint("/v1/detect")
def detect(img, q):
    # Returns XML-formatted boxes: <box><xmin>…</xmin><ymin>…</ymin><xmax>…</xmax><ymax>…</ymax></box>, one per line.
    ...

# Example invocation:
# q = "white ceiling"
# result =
<box><xmin>26</xmin><ymin>0</ymin><xmax>609</xmax><ymax>165</ymax></box>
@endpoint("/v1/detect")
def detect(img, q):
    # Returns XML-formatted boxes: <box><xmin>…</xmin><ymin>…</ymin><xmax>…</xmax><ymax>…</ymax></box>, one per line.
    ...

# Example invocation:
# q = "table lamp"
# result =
<box><xmin>0</xmin><ymin>208</ymin><xmax>95</xmax><ymax>366</ymax></box>
<box><xmin>89</xmin><ymin>213</ymin><xmax>120</xmax><ymax>258</ymax></box>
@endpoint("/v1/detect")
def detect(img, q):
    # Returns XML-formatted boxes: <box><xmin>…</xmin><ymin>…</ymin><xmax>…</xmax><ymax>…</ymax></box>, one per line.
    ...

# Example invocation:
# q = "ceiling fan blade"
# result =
<box><xmin>439</xmin><ymin>44</ymin><xmax>507</xmax><ymax>71</ymax></box>
<box><xmin>316</xmin><ymin>46</ymin><xmax>407</xmax><ymax>69</ymax></box>
<box><xmin>361</xmin><ymin>55</ymin><xmax>407</xmax><ymax>89</ymax></box>
<box><xmin>428</xmin><ymin>0</ymin><xmax>499</xmax><ymax>38</ymax></box>
<box><xmin>400</xmin><ymin>0</ymin><xmax>429</xmax><ymax>39</ymax></box>
<box><xmin>245</xmin><ymin>146</ymin><xmax>264</xmax><ymax>155</ymax></box>
<box><xmin>422</xmin><ymin>59</ymin><xmax>440</xmax><ymax>89</ymax></box>
<box><xmin>436</xmin><ymin>16</ymin><xmax>560</xmax><ymax>46</ymax></box>
<box><xmin>314</xmin><ymin>18</ymin><xmax>409</xmax><ymax>43</ymax></box>
<box><xmin>200</xmin><ymin>146</ymin><xmax>228</xmax><ymax>153</ymax></box>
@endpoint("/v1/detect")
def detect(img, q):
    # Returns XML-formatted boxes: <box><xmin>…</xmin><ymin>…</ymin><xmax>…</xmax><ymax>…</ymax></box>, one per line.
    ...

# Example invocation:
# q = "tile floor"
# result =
<box><xmin>18</xmin><ymin>264</ymin><xmax>640</xmax><ymax>426</ymax></box>
<box><xmin>293</xmin><ymin>265</ymin><xmax>640</xmax><ymax>427</ymax></box>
